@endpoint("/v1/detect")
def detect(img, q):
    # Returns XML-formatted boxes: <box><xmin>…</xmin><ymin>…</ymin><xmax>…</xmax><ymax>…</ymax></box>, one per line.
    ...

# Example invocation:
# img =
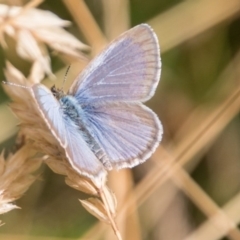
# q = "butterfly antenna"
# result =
<box><xmin>62</xmin><ymin>65</ymin><xmax>71</xmax><ymax>91</ymax></box>
<box><xmin>2</xmin><ymin>81</ymin><xmax>30</xmax><ymax>89</ymax></box>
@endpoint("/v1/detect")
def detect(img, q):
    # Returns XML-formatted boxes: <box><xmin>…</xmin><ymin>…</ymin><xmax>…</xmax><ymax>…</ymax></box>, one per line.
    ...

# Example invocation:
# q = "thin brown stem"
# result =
<box><xmin>99</xmin><ymin>187</ymin><xmax>122</xmax><ymax>240</ymax></box>
<box><xmin>20</xmin><ymin>0</ymin><xmax>44</xmax><ymax>13</ymax></box>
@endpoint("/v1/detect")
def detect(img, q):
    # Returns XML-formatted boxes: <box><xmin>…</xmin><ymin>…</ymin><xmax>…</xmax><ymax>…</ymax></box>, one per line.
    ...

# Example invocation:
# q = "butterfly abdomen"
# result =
<box><xmin>59</xmin><ymin>95</ymin><xmax>112</xmax><ymax>170</ymax></box>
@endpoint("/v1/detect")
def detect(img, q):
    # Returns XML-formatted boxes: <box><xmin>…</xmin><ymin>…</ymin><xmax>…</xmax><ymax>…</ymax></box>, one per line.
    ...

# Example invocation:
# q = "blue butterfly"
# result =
<box><xmin>31</xmin><ymin>24</ymin><xmax>163</xmax><ymax>182</ymax></box>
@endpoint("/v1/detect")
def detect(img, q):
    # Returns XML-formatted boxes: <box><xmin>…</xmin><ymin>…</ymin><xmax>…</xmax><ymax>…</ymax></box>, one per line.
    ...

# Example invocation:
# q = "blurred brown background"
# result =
<box><xmin>1</xmin><ymin>0</ymin><xmax>240</xmax><ymax>240</ymax></box>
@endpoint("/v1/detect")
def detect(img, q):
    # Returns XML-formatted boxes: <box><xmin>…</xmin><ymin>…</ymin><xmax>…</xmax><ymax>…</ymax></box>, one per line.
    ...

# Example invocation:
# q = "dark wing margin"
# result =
<box><xmin>69</xmin><ymin>24</ymin><xmax>161</xmax><ymax>104</ymax></box>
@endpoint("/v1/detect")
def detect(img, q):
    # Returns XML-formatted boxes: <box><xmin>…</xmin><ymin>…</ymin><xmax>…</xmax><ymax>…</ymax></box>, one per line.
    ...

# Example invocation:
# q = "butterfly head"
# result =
<box><xmin>51</xmin><ymin>85</ymin><xmax>65</xmax><ymax>99</ymax></box>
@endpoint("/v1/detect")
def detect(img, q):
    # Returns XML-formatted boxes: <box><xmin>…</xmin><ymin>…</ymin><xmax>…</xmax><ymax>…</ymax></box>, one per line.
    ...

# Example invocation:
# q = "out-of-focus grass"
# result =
<box><xmin>1</xmin><ymin>0</ymin><xmax>240</xmax><ymax>240</ymax></box>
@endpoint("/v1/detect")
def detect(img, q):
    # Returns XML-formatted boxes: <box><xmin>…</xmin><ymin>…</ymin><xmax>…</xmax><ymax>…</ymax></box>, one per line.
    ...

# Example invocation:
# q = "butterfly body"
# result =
<box><xmin>59</xmin><ymin>94</ymin><xmax>111</xmax><ymax>170</ymax></box>
<box><xmin>31</xmin><ymin>24</ymin><xmax>163</xmax><ymax>182</ymax></box>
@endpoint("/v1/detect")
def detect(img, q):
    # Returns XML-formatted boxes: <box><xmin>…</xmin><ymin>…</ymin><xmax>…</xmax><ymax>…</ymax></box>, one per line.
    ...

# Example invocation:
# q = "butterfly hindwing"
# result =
<box><xmin>83</xmin><ymin>102</ymin><xmax>163</xmax><ymax>169</ymax></box>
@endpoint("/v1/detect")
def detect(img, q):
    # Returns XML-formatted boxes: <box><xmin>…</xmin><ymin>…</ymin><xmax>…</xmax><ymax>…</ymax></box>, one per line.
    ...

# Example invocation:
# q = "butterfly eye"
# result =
<box><xmin>51</xmin><ymin>85</ymin><xmax>56</xmax><ymax>93</ymax></box>
<box><xmin>50</xmin><ymin>85</ymin><xmax>65</xmax><ymax>99</ymax></box>
<box><xmin>51</xmin><ymin>85</ymin><xmax>59</xmax><ymax>98</ymax></box>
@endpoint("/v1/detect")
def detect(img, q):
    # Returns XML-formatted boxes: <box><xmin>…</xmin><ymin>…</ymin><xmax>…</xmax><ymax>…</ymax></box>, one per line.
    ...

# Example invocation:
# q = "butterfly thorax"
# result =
<box><xmin>59</xmin><ymin>95</ymin><xmax>112</xmax><ymax>170</ymax></box>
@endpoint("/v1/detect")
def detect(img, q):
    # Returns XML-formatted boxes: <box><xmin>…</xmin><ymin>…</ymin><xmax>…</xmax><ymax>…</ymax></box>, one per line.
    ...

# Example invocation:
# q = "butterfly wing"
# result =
<box><xmin>84</xmin><ymin>102</ymin><xmax>163</xmax><ymax>169</ymax></box>
<box><xmin>31</xmin><ymin>84</ymin><xmax>106</xmax><ymax>182</ymax></box>
<box><xmin>69</xmin><ymin>24</ymin><xmax>161</xmax><ymax>103</ymax></box>
<box><xmin>69</xmin><ymin>24</ymin><xmax>162</xmax><ymax>168</ymax></box>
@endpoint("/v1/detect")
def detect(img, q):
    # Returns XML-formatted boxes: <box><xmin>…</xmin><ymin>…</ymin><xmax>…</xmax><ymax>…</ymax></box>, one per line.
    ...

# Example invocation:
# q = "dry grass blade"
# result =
<box><xmin>148</xmin><ymin>0</ymin><xmax>240</xmax><ymax>52</ymax></box>
<box><xmin>16</xmin><ymin>0</ymin><xmax>44</xmax><ymax>15</ymax></box>
<box><xmin>185</xmin><ymin>192</ymin><xmax>240</xmax><ymax>240</ymax></box>
<box><xmin>102</xmin><ymin>0</ymin><xmax>130</xmax><ymax>40</ymax></box>
<box><xmin>156</xmin><ymin>148</ymin><xmax>240</xmax><ymax>240</ymax></box>
<box><xmin>63</xmin><ymin>0</ymin><xmax>107</xmax><ymax>55</ymax></box>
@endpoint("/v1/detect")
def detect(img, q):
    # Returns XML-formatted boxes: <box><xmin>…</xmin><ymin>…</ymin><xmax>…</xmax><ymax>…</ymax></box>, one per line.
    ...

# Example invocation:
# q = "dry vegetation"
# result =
<box><xmin>0</xmin><ymin>0</ymin><xmax>240</xmax><ymax>240</ymax></box>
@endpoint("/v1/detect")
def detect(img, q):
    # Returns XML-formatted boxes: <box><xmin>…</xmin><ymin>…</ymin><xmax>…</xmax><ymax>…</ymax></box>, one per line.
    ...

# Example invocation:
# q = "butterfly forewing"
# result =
<box><xmin>31</xmin><ymin>84</ymin><xmax>106</xmax><ymax>181</ymax></box>
<box><xmin>69</xmin><ymin>24</ymin><xmax>161</xmax><ymax>104</ymax></box>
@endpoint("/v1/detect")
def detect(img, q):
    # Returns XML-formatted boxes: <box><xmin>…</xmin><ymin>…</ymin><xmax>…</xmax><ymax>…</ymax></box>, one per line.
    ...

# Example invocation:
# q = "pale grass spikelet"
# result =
<box><xmin>80</xmin><ymin>197</ymin><xmax>110</xmax><ymax>224</ymax></box>
<box><xmin>0</xmin><ymin>2</ymin><xmax>89</xmax><ymax>78</ymax></box>
<box><xmin>102</xmin><ymin>185</ymin><xmax>117</xmax><ymax>216</ymax></box>
<box><xmin>0</xmin><ymin>145</ymin><xmax>41</xmax><ymax>224</ymax></box>
<box><xmin>45</xmin><ymin>157</ymin><xmax>99</xmax><ymax>196</ymax></box>
<box><xmin>4</xmin><ymin>63</ymin><xmax>121</xmax><ymax>238</ymax></box>
<box><xmin>45</xmin><ymin>155</ymin><xmax>120</xmax><ymax>236</ymax></box>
